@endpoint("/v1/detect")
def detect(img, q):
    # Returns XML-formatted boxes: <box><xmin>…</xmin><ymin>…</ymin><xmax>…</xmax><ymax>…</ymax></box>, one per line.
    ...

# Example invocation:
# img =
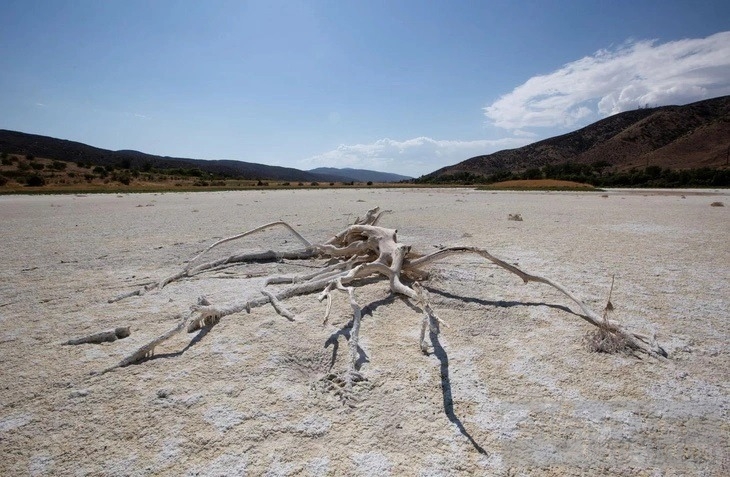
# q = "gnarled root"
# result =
<box><xmin>109</xmin><ymin>220</ymin><xmax>317</xmax><ymax>303</ymax></box>
<box><xmin>413</xmin><ymin>282</ymin><xmax>447</xmax><ymax>353</ymax></box>
<box><xmin>317</xmin><ymin>279</ymin><xmax>367</xmax><ymax>403</ymax></box>
<box><xmin>98</xmin><ymin>206</ymin><xmax>667</xmax><ymax>385</ymax></box>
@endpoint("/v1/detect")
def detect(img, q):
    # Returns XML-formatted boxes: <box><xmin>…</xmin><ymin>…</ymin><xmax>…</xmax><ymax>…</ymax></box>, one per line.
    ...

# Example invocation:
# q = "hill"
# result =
<box><xmin>424</xmin><ymin>95</ymin><xmax>730</xmax><ymax>182</ymax></box>
<box><xmin>308</xmin><ymin>167</ymin><xmax>412</xmax><ymax>183</ymax></box>
<box><xmin>0</xmin><ymin>130</ymin><xmax>350</xmax><ymax>183</ymax></box>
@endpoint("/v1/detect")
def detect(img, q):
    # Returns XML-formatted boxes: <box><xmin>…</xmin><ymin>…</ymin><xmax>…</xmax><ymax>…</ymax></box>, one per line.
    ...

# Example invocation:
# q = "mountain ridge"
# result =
<box><xmin>0</xmin><ymin>130</ymin><xmax>392</xmax><ymax>183</ymax></box>
<box><xmin>308</xmin><ymin>167</ymin><xmax>412</xmax><ymax>183</ymax></box>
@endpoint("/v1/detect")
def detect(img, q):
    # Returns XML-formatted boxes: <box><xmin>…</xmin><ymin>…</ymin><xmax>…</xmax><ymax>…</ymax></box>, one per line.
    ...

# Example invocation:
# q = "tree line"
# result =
<box><xmin>416</xmin><ymin>161</ymin><xmax>730</xmax><ymax>188</ymax></box>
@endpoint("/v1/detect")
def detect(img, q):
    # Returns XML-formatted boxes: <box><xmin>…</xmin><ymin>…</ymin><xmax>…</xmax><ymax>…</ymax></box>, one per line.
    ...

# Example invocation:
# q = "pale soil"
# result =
<box><xmin>0</xmin><ymin>188</ymin><xmax>728</xmax><ymax>476</ymax></box>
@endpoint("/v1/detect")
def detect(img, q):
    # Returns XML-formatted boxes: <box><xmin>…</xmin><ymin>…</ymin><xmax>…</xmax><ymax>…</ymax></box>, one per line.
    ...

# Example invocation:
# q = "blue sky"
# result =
<box><xmin>1</xmin><ymin>1</ymin><xmax>729</xmax><ymax>177</ymax></box>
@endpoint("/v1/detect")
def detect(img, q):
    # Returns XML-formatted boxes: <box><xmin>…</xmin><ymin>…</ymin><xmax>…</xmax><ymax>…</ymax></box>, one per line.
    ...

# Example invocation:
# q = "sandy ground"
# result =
<box><xmin>0</xmin><ymin>188</ymin><xmax>728</xmax><ymax>476</ymax></box>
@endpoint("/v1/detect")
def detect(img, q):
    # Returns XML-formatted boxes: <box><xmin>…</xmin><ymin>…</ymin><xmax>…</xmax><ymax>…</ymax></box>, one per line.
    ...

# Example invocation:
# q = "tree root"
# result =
<box><xmin>261</xmin><ymin>289</ymin><xmax>296</xmax><ymax>321</ymax></box>
<box><xmin>96</xmin><ymin>207</ymin><xmax>667</xmax><ymax>396</ymax></box>
<box><xmin>404</xmin><ymin>246</ymin><xmax>665</xmax><ymax>357</ymax></box>
<box><xmin>63</xmin><ymin>327</ymin><xmax>130</xmax><ymax>345</ymax></box>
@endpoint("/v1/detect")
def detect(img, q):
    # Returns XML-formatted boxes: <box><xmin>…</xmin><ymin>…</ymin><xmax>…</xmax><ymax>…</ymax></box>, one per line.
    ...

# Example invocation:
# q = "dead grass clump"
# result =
<box><xmin>584</xmin><ymin>325</ymin><xmax>629</xmax><ymax>354</ymax></box>
<box><xmin>710</xmin><ymin>201</ymin><xmax>724</xmax><ymax>207</ymax></box>
<box><xmin>584</xmin><ymin>276</ymin><xmax>629</xmax><ymax>354</ymax></box>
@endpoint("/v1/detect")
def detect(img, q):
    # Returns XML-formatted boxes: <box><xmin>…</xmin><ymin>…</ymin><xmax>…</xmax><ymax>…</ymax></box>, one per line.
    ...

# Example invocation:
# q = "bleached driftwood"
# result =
<box><xmin>63</xmin><ymin>327</ymin><xmax>130</xmax><ymax>346</ymax></box>
<box><xmin>98</xmin><ymin>207</ymin><xmax>666</xmax><ymax>402</ymax></box>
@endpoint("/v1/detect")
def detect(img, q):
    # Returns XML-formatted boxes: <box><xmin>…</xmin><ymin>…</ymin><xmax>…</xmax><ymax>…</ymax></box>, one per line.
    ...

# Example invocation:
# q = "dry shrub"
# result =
<box><xmin>508</xmin><ymin>213</ymin><xmax>523</xmax><ymax>221</ymax></box>
<box><xmin>710</xmin><ymin>201</ymin><xmax>724</xmax><ymax>207</ymax></box>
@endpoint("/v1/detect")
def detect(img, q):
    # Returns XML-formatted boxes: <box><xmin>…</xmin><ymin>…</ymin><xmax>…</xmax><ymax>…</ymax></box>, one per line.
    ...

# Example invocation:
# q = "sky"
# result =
<box><xmin>1</xmin><ymin>1</ymin><xmax>729</xmax><ymax>177</ymax></box>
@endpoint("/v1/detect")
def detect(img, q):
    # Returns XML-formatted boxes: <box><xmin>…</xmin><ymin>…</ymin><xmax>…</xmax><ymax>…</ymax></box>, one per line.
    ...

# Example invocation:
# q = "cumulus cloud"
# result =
<box><xmin>300</xmin><ymin>136</ymin><xmax>531</xmax><ymax>177</ymax></box>
<box><xmin>484</xmin><ymin>31</ymin><xmax>730</xmax><ymax>132</ymax></box>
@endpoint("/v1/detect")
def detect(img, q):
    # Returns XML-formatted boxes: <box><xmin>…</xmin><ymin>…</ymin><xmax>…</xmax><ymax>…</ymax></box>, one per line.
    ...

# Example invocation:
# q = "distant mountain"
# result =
<box><xmin>424</xmin><ymin>95</ymin><xmax>730</xmax><ymax>180</ymax></box>
<box><xmin>308</xmin><ymin>167</ymin><xmax>412</xmax><ymax>183</ymax></box>
<box><xmin>0</xmin><ymin>130</ymin><xmax>346</xmax><ymax>183</ymax></box>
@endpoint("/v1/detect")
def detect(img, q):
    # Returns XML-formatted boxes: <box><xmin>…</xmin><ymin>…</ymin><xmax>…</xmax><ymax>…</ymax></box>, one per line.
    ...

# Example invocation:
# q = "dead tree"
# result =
<box><xmin>99</xmin><ymin>207</ymin><xmax>666</xmax><ymax>401</ymax></box>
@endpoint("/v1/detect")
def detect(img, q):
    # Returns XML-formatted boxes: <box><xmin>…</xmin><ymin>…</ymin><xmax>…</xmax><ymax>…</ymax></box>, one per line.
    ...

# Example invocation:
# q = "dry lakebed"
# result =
<box><xmin>0</xmin><ymin>188</ymin><xmax>728</xmax><ymax>476</ymax></box>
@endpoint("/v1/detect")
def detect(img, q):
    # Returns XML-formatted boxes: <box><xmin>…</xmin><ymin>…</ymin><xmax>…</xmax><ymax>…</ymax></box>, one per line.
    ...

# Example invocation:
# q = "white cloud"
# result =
<box><xmin>300</xmin><ymin>136</ymin><xmax>531</xmax><ymax>177</ymax></box>
<box><xmin>484</xmin><ymin>31</ymin><xmax>730</xmax><ymax>132</ymax></box>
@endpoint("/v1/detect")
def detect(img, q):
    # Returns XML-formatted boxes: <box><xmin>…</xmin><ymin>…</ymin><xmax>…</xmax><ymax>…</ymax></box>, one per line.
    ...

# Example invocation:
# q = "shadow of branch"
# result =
<box><xmin>424</xmin><ymin>285</ymin><xmax>576</xmax><ymax>315</ymax></box>
<box><xmin>137</xmin><ymin>324</ymin><xmax>214</xmax><ymax>363</ymax></box>
<box><xmin>429</xmin><ymin>321</ymin><xmax>488</xmax><ymax>455</ymax></box>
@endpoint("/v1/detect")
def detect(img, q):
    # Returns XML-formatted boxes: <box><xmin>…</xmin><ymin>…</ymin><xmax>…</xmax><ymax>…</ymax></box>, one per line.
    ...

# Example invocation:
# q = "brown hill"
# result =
<box><xmin>0</xmin><ymin>130</ymin><xmax>347</xmax><ymax>183</ymax></box>
<box><xmin>426</xmin><ymin>96</ymin><xmax>730</xmax><ymax>179</ymax></box>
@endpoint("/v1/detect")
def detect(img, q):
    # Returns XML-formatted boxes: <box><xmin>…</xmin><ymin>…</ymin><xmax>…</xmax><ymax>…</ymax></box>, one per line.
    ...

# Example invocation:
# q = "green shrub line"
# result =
<box><xmin>417</xmin><ymin>163</ymin><xmax>730</xmax><ymax>188</ymax></box>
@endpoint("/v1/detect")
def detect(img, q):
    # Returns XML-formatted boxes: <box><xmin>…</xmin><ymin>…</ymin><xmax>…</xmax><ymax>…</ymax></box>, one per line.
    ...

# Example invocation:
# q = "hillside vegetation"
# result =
<box><xmin>0</xmin><ymin>131</ymin><xmax>406</xmax><ymax>192</ymax></box>
<box><xmin>420</xmin><ymin>96</ymin><xmax>730</xmax><ymax>187</ymax></box>
<box><xmin>0</xmin><ymin>129</ymin><xmax>362</xmax><ymax>186</ymax></box>
<box><xmin>0</xmin><ymin>152</ymin><xmax>386</xmax><ymax>193</ymax></box>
